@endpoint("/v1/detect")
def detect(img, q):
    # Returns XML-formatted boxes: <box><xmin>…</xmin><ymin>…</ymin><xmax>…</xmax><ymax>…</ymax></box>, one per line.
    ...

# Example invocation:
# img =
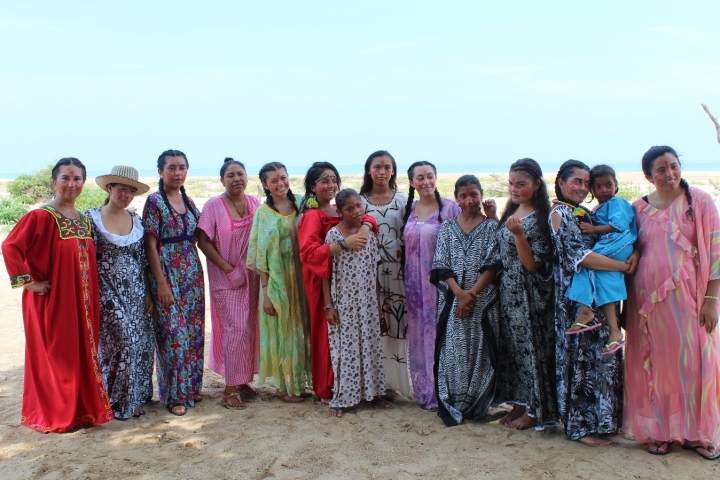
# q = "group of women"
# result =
<box><xmin>3</xmin><ymin>146</ymin><xmax>719</xmax><ymax>461</ymax></box>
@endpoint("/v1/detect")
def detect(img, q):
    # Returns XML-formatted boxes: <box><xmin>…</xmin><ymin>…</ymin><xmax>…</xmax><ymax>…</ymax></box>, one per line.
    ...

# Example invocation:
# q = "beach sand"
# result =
<box><xmin>1</xmin><ymin>173</ymin><xmax>720</xmax><ymax>479</ymax></box>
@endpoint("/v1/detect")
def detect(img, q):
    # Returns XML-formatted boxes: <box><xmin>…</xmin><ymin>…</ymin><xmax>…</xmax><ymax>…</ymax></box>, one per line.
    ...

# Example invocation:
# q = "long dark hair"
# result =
<box><xmin>220</xmin><ymin>157</ymin><xmax>246</xmax><ymax>179</ymax></box>
<box><xmin>52</xmin><ymin>157</ymin><xmax>87</xmax><ymax>181</ymax></box>
<box><xmin>259</xmin><ymin>162</ymin><xmax>299</xmax><ymax>216</ymax></box>
<box><xmin>359</xmin><ymin>150</ymin><xmax>398</xmax><ymax>195</ymax></box>
<box><xmin>156</xmin><ymin>149</ymin><xmax>197</xmax><ymax>221</ymax></box>
<box><xmin>641</xmin><ymin>145</ymin><xmax>693</xmax><ymax>220</ymax></box>
<box><xmin>300</xmin><ymin>161</ymin><xmax>341</xmax><ymax>212</ymax></box>
<box><xmin>402</xmin><ymin>161</ymin><xmax>444</xmax><ymax>228</ymax></box>
<box><xmin>498</xmin><ymin>158</ymin><xmax>550</xmax><ymax>238</ymax></box>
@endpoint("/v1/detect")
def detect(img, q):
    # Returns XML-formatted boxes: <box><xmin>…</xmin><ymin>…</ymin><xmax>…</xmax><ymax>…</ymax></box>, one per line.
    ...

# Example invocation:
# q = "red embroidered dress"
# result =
<box><xmin>2</xmin><ymin>206</ymin><xmax>113</xmax><ymax>433</ymax></box>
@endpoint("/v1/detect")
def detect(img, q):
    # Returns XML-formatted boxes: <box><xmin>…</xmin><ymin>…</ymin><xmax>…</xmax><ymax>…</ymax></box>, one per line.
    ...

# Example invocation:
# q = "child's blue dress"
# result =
<box><xmin>565</xmin><ymin>196</ymin><xmax>637</xmax><ymax>308</ymax></box>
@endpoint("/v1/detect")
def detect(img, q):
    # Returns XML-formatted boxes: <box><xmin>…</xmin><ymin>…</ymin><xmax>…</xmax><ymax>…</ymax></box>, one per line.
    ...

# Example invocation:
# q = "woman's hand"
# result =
<box><xmin>144</xmin><ymin>293</ymin><xmax>155</xmax><ymax>314</ymax></box>
<box><xmin>25</xmin><ymin>281</ymin><xmax>51</xmax><ymax>295</ymax></box>
<box><xmin>625</xmin><ymin>250</ymin><xmax>640</xmax><ymax>275</ymax></box>
<box><xmin>345</xmin><ymin>232</ymin><xmax>368</xmax><ymax>250</ymax></box>
<box><xmin>325</xmin><ymin>306</ymin><xmax>338</xmax><ymax>325</ymax></box>
<box><xmin>157</xmin><ymin>282</ymin><xmax>174</xmax><ymax>307</ymax></box>
<box><xmin>221</xmin><ymin>262</ymin><xmax>234</xmax><ymax>274</ymax></box>
<box><xmin>482</xmin><ymin>199</ymin><xmax>497</xmax><ymax>220</ymax></box>
<box><xmin>700</xmin><ymin>299</ymin><xmax>718</xmax><ymax>334</ymax></box>
<box><xmin>579</xmin><ymin>223</ymin><xmax>597</xmax><ymax>234</ymax></box>
<box><xmin>263</xmin><ymin>291</ymin><xmax>277</xmax><ymax>316</ymax></box>
<box><xmin>505</xmin><ymin>216</ymin><xmax>525</xmax><ymax>236</ymax></box>
<box><xmin>455</xmin><ymin>290</ymin><xmax>477</xmax><ymax>319</ymax></box>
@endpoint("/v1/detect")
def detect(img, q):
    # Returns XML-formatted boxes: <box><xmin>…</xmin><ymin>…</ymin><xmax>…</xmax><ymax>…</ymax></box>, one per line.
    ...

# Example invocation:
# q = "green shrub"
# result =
<box><xmin>0</xmin><ymin>198</ymin><xmax>29</xmax><ymax>225</ymax></box>
<box><xmin>616</xmin><ymin>183</ymin><xmax>644</xmax><ymax>202</ymax></box>
<box><xmin>7</xmin><ymin>163</ymin><xmax>54</xmax><ymax>204</ymax></box>
<box><xmin>75</xmin><ymin>186</ymin><xmax>108</xmax><ymax>212</ymax></box>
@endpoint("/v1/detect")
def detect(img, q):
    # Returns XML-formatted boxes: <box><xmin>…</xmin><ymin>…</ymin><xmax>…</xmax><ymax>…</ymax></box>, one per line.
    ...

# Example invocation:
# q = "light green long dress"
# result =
<box><xmin>247</xmin><ymin>202</ymin><xmax>311</xmax><ymax>396</ymax></box>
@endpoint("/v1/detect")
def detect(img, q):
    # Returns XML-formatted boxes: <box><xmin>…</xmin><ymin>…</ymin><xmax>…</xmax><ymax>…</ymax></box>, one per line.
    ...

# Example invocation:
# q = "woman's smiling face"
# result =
<box><xmin>558</xmin><ymin>167</ymin><xmax>590</xmax><ymax>205</ymax></box>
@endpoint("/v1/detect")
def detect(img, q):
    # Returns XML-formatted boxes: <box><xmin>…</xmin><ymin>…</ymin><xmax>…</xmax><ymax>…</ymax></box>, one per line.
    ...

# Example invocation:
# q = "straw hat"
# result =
<box><xmin>95</xmin><ymin>165</ymin><xmax>150</xmax><ymax>195</ymax></box>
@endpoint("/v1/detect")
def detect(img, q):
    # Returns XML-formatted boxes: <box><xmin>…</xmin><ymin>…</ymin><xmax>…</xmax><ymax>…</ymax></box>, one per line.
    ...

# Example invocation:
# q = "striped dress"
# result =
<box><xmin>198</xmin><ymin>195</ymin><xmax>260</xmax><ymax>386</ymax></box>
<box><xmin>624</xmin><ymin>187</ymin><xmax>720</xmax><ymax>447</ymax></box>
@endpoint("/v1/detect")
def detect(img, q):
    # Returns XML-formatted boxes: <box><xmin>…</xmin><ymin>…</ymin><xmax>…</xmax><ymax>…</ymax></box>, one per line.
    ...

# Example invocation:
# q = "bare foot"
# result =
<box><xmin>329</xmin><ymin>407</ymin><xmax>343</xmax><ymax>418</ymax></box>
<box><xmin>168</xmin><ymin>404</ymin><xmax>187</xmax><ymax>416</ymax></box>
<box><xmin>320</xmin><ymin>397</ymin><xmax>331</xmax><ymax>404</ymax></box>
<box><xmin>462</xmin><ymin>418</ymin><xmax>473</xmax><ymax>424</ymax></box>
<box><xmin>507</xmin><ymin>411</ymin><xmax>537</xmax><ymax>430</ymax></box>
<box><xmin>683</xmin><ymin>441</ymin><xmax>720</xmax><ymax>460</ymax></box>
<box><xmin>498</xmin><ymin>404</ymin><xmax>525</xmax><ymax>426</ymax></box>
<box><xmin>578</xmin><ymin>435</ymin><xmax>612</xmax><ymax>447</ymax></box>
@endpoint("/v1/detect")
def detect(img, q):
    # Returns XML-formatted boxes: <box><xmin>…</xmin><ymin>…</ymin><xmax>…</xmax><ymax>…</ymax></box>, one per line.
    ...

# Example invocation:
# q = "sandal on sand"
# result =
<box><xmin>238</xmin><ymin>385</ymin><xmax>259</xmax><ymax>398</ymax></box>
<box><xmin>682</xmin><ymin>444</ymin><xmax>720</xmax><ymax>460</ymax></box>
<box><xmin>602</xmin><ymin>340</ymin><xmax>626</xmax><ymax>356</ymax></box>
<box><xmin>168</xmin><ymin>404</ymin><xmax>187</xmax><ymax>416</ymax></box>
<box><xmin>647</xmin><ymin>441</ymin><xmax>674</xmax><ymax>455</ymax></box>
<box><xmin>566</xmin><ymin>321</ymin><xmax>602</xmax><ymax>335</ymax></box>
<box><xmin>371</xmin><ymin>398</ymin><xmax>394</xmax><ymax>409</ymax></box>
<box><xmin>274</xmin><ymin>392</ymin><xmax>305</xmax><ymax>403</ymax></box>
<box><xmin>329</xmin><ymin>407</ymin><xmax>343</xmax><ymax>418</ymax></box>
<box><xmin>193</xmin><ymin>393</ymin><xmax>203</xmax><ymax>403</ymax></box>
<box><xmin>223</xmin><ymin>392</ymin><xmax>246</xmax><ymax>410</ymax></box>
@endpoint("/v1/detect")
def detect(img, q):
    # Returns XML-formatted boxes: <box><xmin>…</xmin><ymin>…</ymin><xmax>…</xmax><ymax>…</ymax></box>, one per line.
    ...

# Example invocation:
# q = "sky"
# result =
<box><xmin>1</xmin><ymin>0</ymin><xmax>719</xmax><ymax>177</ymax></box>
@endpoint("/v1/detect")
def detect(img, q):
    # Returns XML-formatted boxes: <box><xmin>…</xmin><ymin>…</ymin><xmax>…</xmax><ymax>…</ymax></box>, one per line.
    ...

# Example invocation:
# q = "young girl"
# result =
<box><xmin>403</xmin><ymin>161</ymin><xmax>461</xmax><ymax>410</ymax></box>
<box><xmin>297</xmin><ymin>162</ymin><xmax>377</xmax><ymax>402</ymax></box>
<box><xmin>359</xmin><ymin>150</ymin><xmax>410</xmax><ymax>399</ymax></box>
<box><xmin>322</xmin><ymin>189</ymin><xmax>390</xmax><ymax>418</ymax></box>
<box><xmin>431</xmin><ymin>175</ymin><xmax>500</xmax><ymax>426</ymax></box>
<box><xmin>565</xmin><ymin>165</ymin><xmax>637</xmax><ymax>354</ymax></box>
<box><xmin>247</xmin><ymin>162</ymin><xmax>311</xmax><ymax>403</ymax></box>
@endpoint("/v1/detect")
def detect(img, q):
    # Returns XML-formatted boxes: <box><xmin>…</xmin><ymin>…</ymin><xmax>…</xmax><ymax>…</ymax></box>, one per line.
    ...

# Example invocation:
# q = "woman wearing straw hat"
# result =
<box><xmin>86</xmin><ymin>165</ymin><xmax>155</xmax><ymax>419</ymax></box>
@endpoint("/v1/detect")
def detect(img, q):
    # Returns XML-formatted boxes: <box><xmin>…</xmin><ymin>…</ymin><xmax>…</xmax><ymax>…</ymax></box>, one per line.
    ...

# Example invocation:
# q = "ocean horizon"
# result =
<box><xmin>1</xmin><ymin>159</ymin><xmax>719</xmax><ymax>180</ymax></box>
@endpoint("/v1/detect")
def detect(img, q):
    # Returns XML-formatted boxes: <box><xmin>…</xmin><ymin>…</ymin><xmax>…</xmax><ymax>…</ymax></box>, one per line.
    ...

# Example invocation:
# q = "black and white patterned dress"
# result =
<box><xmin>87</xmin><ymin>207</ymin><xmax>155</xmax><ymax>419</ymax></box>
<box><xmin>549</xmin><ymin>203</ymin><xmax>623</xmax><ymax>440</ymax></box>
<box><xmin>326</xmin><ymin>227</ymin><xmax>385</xmax><ymax>409</ymax></box>
<box><xmin>431</xmin><ymin>218</ymin><xmax>500</xmax><ymax>426</ymax></box>
<box><xmin>494</xmin><ymin>212</ymin><xmax>558</xmax><ymax>427</ymax></box>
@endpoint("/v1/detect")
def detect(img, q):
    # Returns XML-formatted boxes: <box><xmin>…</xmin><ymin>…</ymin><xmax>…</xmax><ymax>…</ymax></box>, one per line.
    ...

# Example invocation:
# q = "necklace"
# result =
<box><xmin>225</xmin><ymin>192</ymin><xmax>247</xmax><ymax>218</ymax></box>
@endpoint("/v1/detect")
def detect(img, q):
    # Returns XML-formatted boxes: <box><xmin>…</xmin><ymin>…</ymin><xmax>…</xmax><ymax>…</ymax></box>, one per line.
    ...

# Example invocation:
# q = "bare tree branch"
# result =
<box><xmin>702</xmin><ymin>104</ymin><xmax>720</xmax><ymax>144</ymax></box>
<box><xmin>489</xmin><ymin>173</ymin><xmax>508</xmax><ymax>186</ymax></box>
<box><xmin>710</xmin><ymin>179</ymin><xmax>720</xmax><ymax>192</ymax></box>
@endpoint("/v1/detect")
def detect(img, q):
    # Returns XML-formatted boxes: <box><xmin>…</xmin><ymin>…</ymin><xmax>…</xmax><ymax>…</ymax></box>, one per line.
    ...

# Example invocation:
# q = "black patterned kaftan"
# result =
<box><xmin>431</xmin><ymin>218</ymin><xmax>500</xmax><ymax>426</ymax></box>
<box><xmin>549</xmin><ymin>204</ymin><xmax>623</xmax><ymax>440</ymax></box>
<box><xmin>494</xmin><ymin>212</ymin><xmax>558</xmax><ymax>427</ymax></box>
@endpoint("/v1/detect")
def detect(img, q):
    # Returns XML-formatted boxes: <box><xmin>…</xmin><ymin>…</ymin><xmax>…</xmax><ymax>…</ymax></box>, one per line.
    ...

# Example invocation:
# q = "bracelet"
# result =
<box><xmin>337</xmin><ymin>240</ymin><xmax>349</xmax><ymax>251</ymax></box>
<box><xmin>324</xmin><ymin>303</ymin><xmax>335</xmax><ymax>310</ymax></box>
<box><xmin>705</xmin><ymin>295</ymin><xmax>719</xmax><ymax>300</ymax></box>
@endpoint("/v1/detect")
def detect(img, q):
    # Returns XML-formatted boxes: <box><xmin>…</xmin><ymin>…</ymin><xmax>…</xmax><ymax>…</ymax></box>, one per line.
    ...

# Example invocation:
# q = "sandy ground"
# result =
<box><xmin>2</xmin><ymin>174</ymin><xmax>720</xmax><ymax>479</ymax></box>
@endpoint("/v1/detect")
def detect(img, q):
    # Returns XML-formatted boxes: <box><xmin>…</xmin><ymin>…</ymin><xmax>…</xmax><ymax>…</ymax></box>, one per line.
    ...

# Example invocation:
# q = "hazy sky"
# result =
<box><xmin>1</xmin><ymin>1</ymin><xmax>719</xmax><ymax>176</ymax></box>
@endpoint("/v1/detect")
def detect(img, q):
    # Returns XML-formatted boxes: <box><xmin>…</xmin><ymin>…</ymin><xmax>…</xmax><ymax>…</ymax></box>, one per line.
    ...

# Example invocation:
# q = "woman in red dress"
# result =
<box><xmin>2</xmin><ymin>158</ymin><xmax>113</xmax><ymax>433</ymax></box>
<box><xmin>297</xmin><ymin>162</ymin><xmax>376</xmax><ymax>402</ymax></box>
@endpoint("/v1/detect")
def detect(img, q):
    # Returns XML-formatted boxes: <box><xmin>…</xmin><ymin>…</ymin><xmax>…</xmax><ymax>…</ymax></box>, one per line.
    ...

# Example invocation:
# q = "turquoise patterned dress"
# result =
<box><xmin>142</xmin><ymin>192</ymin><xmax>205</xmax><ymax>408</ymax></box>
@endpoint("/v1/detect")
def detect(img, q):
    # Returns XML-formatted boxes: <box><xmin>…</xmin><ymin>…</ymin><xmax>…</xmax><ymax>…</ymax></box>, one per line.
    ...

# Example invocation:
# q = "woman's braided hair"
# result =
<box><xmin>157</xmin><ymin>149</ymin><xmax>197</xmax><ymax>221</ymax></box>
<box><xmin>259</xmin><ymin>162</ymin><xmax>299</xmax><ymax>216</ymax></box>
<box><xmin>402</xmin><ymin>161</ymin><xmax>443</xmax><ymax>229</ymax></box>
<box><xmin>641</xmin><ymin>145</ymin><xmax>693</xmax><ymax>220</ymax></box>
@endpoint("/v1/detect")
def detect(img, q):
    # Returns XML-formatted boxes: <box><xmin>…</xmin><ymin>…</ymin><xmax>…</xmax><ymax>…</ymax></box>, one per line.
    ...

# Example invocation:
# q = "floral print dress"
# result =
<box><xmin>142</xmin><ymin>192</ymin><xmax>205</xmax><ymax>409</ymax></box>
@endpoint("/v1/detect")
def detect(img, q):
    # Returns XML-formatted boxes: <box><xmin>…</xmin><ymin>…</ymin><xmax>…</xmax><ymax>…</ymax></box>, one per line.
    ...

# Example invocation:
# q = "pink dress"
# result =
<box><xmin>198</xmin><ymin>195</ymin><xmax>260</xmax><ymax>386</ymax></box>
<box><xmin>624</xmin><ymin>187</ymin><xmax>720</xmax><ymax>447</ymax></box>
